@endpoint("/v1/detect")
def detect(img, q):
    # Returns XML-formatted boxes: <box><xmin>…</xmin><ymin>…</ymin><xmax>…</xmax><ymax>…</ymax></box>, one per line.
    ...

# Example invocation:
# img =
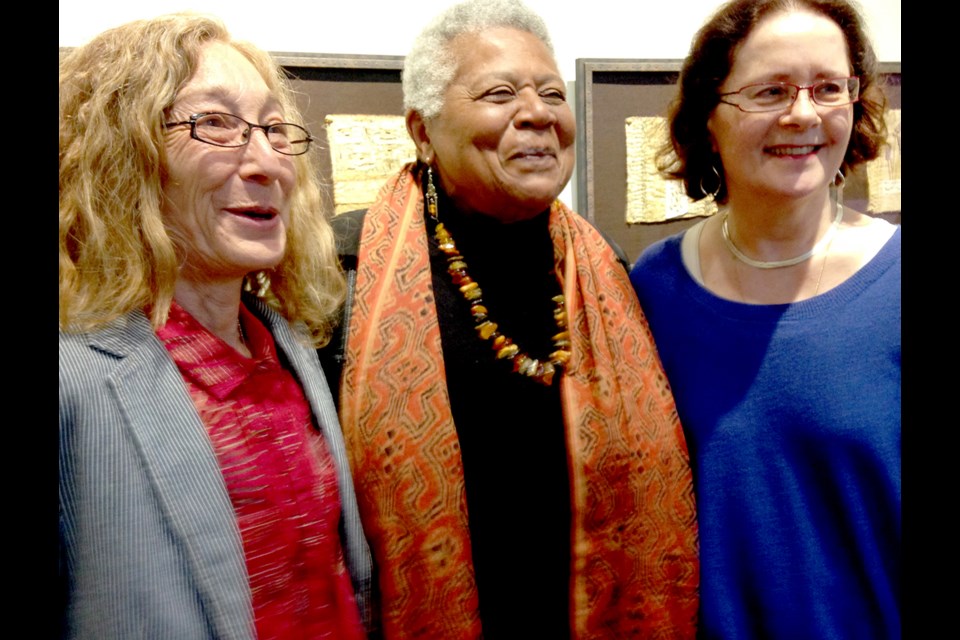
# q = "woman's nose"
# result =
<box><xmin>240</xmin><ymin>128</ymin><xmax>287</xmax><ymax>183</ymax></box>
<box><xmin>515</xmin><ymin>90</ymin><xmax>557</xmax><ymax>128</ymax></box>
<box><xmin>781</xmin><ymin>88</ymin><xmax>822</xmax><ymax>127</ymax></box>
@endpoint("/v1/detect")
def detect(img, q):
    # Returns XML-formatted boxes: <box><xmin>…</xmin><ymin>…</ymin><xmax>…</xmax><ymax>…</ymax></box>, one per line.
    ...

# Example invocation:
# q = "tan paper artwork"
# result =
<box><xmin>624</xmin><ymin>116</ymin><xmax>718</xmax><ymax>224</ymax></box>
<box><xmin>865</xmin><ymin>109</ymin><xmax>901</xmax><ymax>214</ymax></box>
<box><xmin>325</xmin><ymin>114</ymin><xmax>417</xmax><ymax>215</ymax></box>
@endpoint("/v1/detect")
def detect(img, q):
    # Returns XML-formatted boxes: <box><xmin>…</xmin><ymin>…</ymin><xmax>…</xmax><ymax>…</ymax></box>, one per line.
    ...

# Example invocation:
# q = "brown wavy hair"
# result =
<box><xmin>59</xmin><ymin>12</ymin><xmax>344</xmax><ymax>346</ymax></box>
<box><xmin>660</xmin><ymin>0</ymin><xmax>888</xmax><ymax>203</ymax></box>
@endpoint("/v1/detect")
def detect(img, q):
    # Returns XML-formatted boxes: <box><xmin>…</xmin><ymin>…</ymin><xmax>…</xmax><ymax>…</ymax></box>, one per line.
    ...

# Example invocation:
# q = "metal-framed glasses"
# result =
<box><xmin>163</xmin><ymin>112</ymin><xmax>314</xmax><ymax>156</ymax></box>
<box><xmin>718</xmin><ymin>77</ymin><xmax>860</xmax><ymax>113</ymax></box>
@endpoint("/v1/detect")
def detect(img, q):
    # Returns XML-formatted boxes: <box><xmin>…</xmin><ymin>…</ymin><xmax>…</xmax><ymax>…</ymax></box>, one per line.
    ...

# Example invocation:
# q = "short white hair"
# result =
<box><xmin>402</xmin><ymin>0</ymin><xmax>555</xmax><ymax>119</ymax></box>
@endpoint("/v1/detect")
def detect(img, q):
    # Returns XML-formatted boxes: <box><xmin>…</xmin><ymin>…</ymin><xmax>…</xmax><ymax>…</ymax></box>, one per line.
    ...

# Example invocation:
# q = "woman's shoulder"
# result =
<box><xmin>847</xmin><ymin>211</ymin><xmax>900</xmax><ymax>257</ymax></box>
<box><xmin>60</xmin><ymin>312</ymin><xmax>153</xmax><ymax>367</ymax></box>
<box><xmin>630</xmin><ymin>231</ymin><xmax>686</xmax><ymax>277</ymax></box>
<box><xmin>61</xmin><ymin>312</ymin><xmax>160</xmax><ymax>386</ymax></box>
<box><xmin>59</xmin><ymin>312</ymin><xmax>173</xmax><ymax>434</ymax></box>
<box><xmin>628</xmin><ymin>231</ymin><xmax>694</xmax><ymax>311</ymax></box>
<box><xmin>855</xmin><ymin>218</ymin><xmax>900</xmax><ymax>288</ymax></box>
<box><xmin>817</xmin><ymin>212</ymin><xmax>899</xmax><ymax>296</ymax></box>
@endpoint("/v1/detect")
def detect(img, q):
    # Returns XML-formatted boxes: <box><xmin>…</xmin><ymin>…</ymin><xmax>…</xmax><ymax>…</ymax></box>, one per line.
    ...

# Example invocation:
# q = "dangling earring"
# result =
<box><xmin>700</xmin><ymin>164</ymin><xmax>722</xmax><ymax>199</ymax></box>
<box><xmin>425</xmin><ymin>165</ymin><xmax>439</xmax><ymax>221</ymax></box>
<box><xmin>834</xmin><ymin>169</ymin><xmax>845</xmax><ymax>210</ymax></box>
<box><xmin>243</xmin><ymin>270</ymin><xmax>271</xmax><ymax>297</ymax></box>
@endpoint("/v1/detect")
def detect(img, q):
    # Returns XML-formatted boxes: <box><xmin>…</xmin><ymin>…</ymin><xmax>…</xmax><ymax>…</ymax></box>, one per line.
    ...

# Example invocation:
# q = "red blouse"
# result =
<box><xmin>157</xmin><ymin>301</ymin><xmax>364</xmax><ymax>639</ymax></box>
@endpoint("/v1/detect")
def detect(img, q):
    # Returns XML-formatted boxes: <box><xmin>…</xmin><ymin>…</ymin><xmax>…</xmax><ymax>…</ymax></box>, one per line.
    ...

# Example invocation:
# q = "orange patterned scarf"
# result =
<box><xmin>340</xmin><ymin>164</ymin><xmax>698</xmax><ymax>639</ymax></box>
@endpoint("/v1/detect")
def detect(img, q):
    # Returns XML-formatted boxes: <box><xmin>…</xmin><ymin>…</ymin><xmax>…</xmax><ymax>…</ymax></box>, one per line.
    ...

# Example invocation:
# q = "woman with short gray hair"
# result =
<box><xmin>321</xmin><ymin>0</ymin><xmax>700</xmax><ymax>636</ymax></box>
<box><xmin>402</xmin><ymin>0</ymin><xmax>553</xmax><ymax>119</ymax></box>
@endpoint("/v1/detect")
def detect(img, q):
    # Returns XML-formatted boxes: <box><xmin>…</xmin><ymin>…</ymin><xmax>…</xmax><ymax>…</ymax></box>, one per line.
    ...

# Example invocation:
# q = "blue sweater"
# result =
<box><xmin>630</xmin><ymin>227</ymin><xmax>901</xmax><ymax>639</ymax></box>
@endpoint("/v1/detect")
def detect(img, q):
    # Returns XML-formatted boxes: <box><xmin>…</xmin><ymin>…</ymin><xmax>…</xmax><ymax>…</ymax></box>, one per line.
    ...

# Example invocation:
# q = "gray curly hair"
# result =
<box><xmin>402</xmin><ymin>0</ymin><xmax>555</xmax><ymax>119</ymax></box>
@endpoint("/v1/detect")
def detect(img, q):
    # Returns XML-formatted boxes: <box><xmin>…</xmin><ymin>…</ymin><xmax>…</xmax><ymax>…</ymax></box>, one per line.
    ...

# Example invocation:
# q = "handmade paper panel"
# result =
<box><xmin>625</xmin><ymin>116</ymin><xmax>718</xmax><ymax>223</ymax></box>
<box><xmin>325</xmin><ymin>114</ymin><xmax>417</xmax><ymax>215</ymax></box>
<box><xmin>865</xmin><ymin>109</ymin><xmax>901</xmax><ymax>214</ymax></box>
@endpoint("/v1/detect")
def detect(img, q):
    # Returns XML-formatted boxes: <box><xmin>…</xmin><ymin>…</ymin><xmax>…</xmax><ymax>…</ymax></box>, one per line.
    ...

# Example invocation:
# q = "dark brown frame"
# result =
<box><xmin>274</xmin><ymin>52</ymin><xmax>406</xmax><ymax>217</ymax></box>
<box><xmin>575</xmin><ymin>58</ymin><xmax>901</xmax><ymax>265</ymax></box>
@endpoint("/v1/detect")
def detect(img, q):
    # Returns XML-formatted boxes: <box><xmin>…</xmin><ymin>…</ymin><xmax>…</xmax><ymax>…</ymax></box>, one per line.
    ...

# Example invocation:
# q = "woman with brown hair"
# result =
<box><xmin>630</xmin><ymin>0</ymin><xmax>899</xmax><ymax>637</ymax></box>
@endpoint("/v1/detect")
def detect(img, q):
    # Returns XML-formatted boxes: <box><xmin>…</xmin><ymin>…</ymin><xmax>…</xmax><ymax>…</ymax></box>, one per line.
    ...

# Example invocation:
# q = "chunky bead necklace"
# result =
<box><xmin>427</xmin><ymin>181</ymin><xmax>571</xmax><ymax>386</ymax></box>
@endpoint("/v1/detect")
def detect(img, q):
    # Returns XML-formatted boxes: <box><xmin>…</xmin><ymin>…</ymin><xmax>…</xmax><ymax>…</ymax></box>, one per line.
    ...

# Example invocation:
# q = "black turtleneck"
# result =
<box><xmin>426</xmin><ymin>185</ymin><xmax>572</xmax><ymax>639</ymax></box>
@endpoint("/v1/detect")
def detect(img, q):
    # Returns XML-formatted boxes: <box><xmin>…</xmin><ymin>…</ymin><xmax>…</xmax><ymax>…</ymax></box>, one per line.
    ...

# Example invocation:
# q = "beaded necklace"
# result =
<box><xmin>426</xmin><ymin>174</ymin><xmax>571</xmax><ymax>386</ymax></box>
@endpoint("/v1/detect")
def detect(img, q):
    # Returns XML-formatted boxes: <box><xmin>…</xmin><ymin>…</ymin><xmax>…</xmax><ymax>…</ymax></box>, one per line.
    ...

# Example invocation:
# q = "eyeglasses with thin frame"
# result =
<box><xmin>163</xmin><ymin>112</ymin><xmax>314</xmax><ymax>156</ymax></box>
<box><xmin>718</xmin><ymin>77</ymin><xmax>860</xmax><ymax>113</ymax></box>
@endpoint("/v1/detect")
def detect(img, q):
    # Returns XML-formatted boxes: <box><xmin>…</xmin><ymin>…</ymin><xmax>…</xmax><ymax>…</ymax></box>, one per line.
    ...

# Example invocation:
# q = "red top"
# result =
<box><xmin>157</xmin><ymin>301</ymin><xmax>365</xmax><ymax>640</ymax></box>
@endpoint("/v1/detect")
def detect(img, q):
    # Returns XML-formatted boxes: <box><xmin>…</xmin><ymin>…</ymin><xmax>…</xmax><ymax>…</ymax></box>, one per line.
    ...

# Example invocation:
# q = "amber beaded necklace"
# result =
<box><xmin>426</xmin><ymin>170</ymin><xmax>571</xmax><ymax>386</ymax></box>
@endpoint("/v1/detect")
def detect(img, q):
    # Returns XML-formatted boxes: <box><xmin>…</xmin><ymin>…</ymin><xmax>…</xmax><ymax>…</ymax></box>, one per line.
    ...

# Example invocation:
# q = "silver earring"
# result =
<box><xmin>834</xmin><ymin>169</ymin><xmax>845</xmax><ymax>209</ymax></box>
<box><xmin>700</xmin><ymin>164</ymin><xmax>722</xmax><ymax>199</ymax></box>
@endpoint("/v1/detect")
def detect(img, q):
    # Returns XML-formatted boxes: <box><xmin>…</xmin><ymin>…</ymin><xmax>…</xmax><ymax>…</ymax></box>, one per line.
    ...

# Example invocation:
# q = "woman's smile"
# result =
<box><xmin>707</xmin><ymin>11</ymin><xmax>853</xmax><ymax>204</ymax></box>
<box><xmin>412</xmin><ymin>26</ymin><xmax>576</xmax><ymax>222</ymax></box>
<box><xmin>223</xmin><ymin>205</ymin><xmax>282</xmax><ymax>223</ymax></box>
<box><xmin>507</xmin><ymin>145</ymin><xmax>558</xmax><ymax>165</ymax></box>
<box><xmin>764</xmin><ymin>143</ymin><xmax>824</xmax><ymax>157</ymax></box>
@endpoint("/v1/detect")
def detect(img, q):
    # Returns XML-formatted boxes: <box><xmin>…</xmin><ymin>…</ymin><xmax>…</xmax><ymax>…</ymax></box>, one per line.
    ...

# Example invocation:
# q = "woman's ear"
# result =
<box><xmin>406</xmin><ymin>109</ymin><xmax>434</xmax><ymax>164</ymax></box>
<box><xmin>706</xmin><ymin>115</ymin><xmax>719</xmax><ymax>154</ymax></box>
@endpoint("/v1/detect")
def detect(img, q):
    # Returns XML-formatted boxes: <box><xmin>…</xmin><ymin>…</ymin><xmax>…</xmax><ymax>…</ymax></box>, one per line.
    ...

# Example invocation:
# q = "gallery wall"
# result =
<box><xmin>59</xmin><ymin>0</ymin><xmax>901</xmax><ymax>82</ymax></box>
<box><xmin>60</xmin><ymin>0</ymin><xmax>901</xmax><ymax>247</ymax></box>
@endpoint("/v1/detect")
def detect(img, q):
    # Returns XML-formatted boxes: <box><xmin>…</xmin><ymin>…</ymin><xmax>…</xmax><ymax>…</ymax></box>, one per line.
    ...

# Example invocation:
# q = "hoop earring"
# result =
<box><xmin>425</xmin><ymin>165</ymin><xmax>439</xmax><ymax>221</ymax></box>
<box><xmin>699</xmin><ymin>164</ymin><xmax>722</xmax><ymax>199</ymax></box>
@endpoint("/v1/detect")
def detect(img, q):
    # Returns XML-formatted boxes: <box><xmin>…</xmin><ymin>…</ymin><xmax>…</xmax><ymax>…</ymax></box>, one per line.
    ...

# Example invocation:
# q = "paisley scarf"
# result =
<box><xmin>339</xmin><ymin>164</ymin><xmax>698</xmax><ymax>638</ymax></box>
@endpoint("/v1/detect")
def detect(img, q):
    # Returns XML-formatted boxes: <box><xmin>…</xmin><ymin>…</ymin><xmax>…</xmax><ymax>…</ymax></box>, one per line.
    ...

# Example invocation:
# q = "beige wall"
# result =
<box><xmin>60</xmin><ymin>0</ymin><xmax>900</xmax><ymax>209</ymax></box>
<box><xmin>59</xmin><ymin>0</ymin><xmax>901</xmax><ymax>83</ymax></box>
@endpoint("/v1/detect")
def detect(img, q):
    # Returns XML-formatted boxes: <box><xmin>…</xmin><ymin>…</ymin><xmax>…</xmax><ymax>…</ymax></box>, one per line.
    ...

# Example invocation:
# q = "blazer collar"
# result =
<box><xmin>94</xmin><ymin>307</ymin><xmax>257</xmax><ymax>639</ymax></box>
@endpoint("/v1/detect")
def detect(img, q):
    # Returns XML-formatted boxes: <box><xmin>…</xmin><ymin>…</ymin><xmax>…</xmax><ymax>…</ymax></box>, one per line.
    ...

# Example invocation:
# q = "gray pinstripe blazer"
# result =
<box><xmin>59</xmin><ymin>297</ymin><xmax>373</xmax><ymax>639</ymax></box>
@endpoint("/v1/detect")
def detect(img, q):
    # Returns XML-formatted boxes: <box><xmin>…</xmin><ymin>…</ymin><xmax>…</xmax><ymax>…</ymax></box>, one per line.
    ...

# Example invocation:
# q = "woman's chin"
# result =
<box><xmin>181</xmin><ymin>248</ymin><xmax>285</xmax><ymax>284</ymax></box>
<box><xmin>481</xmin><ymin>195</ymin><xmax>557</xmax><ymax>223</ymax></box>
<box><xmin>734</xmin><ymin>171</ymin><xmax>835</xmax><ymax>204</ymax></box>
<box><xmin>224</xmin><ymin>244</ymin><xmax>286</xmax><ymax>275</ymax></box>
<box><xmin>497</xmin><ymin>182</ymin><xmax>567</xmax><ymax>221</ymax></box>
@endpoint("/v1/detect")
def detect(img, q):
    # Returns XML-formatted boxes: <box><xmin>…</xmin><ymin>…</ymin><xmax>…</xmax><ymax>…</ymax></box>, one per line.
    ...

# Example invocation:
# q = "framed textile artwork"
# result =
<box><xmin>275</xmin><ymin>52</ymin><xmax>409</xmax><ymax>217</ymax></box>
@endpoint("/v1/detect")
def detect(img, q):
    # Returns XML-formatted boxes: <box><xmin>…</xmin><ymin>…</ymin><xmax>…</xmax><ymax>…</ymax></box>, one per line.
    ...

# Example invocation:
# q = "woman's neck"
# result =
<box><xmin>433</xmin><ymin>178</ymin><xmax>546</xmax><ymax>230</ymax></box>
<box><xmin>173</xmin><ymin>277</ymin><xmax>250</xmax><ymax>356</ymax></box>
<box><xmin>723</xmin><ymin>188</ymin><xmax>836</xmax><ymax>263</ymax></box>
<box><xmin>430</xmin><ymin>164</ymin><xmax>553</xmax><ymax>225</ymax></box>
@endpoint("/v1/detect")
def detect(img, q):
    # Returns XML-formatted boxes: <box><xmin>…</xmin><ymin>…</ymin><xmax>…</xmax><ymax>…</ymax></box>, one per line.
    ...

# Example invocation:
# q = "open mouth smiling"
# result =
<box><xmin>765</xmin><ymin>144</ymin><xmax>824</xmax><ymax>157</ymax></box>
<box><xmin>511</xmin><ymin>147</ymin><xmax>556</xmax><ymax>160</ymax></box>
<box><xmin>226</xmin><ymin>206</ymin><xmax>278</xmax><ymax>221</ymax></box>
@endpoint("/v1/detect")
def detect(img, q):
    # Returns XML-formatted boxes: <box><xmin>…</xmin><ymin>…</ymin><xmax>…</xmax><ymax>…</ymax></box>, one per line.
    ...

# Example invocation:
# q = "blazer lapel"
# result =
<box><xmin>248</xmin><ymin>298</ymin><xmax>374</xmax><ymax>624</ymax></box>
<box><xmin>90</xmin><ymin>313</ymin><xmax>255</xmax><ymax>639</ymax></box>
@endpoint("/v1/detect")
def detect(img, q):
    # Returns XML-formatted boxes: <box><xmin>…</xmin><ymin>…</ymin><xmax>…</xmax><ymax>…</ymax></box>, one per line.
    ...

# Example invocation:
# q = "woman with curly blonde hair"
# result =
<box><xmin>59</xmin><ymin>13</ymin><xmax>372</xmax><ymax>638</ymax></box>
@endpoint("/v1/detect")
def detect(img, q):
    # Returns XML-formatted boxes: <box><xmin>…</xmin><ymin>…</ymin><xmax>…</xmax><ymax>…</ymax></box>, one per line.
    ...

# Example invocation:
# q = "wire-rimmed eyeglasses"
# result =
<box><xmin>718</xmin><ymin>77</ymin><xmax>860</xmax><ymax>113</ymax></box>
<box><xmin>163</xmin><ymin>112</ymin><xmax>314</xmax><ymax>156</ymax></box>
